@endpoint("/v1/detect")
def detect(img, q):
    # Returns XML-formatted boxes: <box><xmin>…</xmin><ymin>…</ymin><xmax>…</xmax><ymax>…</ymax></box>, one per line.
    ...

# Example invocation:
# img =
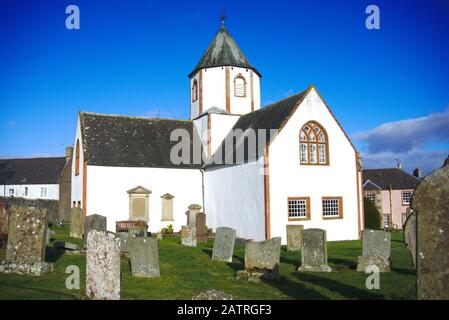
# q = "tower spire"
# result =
<box><xmin>219</xmin><ymin>9</ymin><xmax>227</xmax><ymax>28</ymax></box>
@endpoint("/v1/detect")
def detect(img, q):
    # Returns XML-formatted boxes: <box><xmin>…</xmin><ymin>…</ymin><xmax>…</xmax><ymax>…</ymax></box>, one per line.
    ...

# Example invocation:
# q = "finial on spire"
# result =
<box><xmin>219</xmin><ymin>9</ymin><xmax>227</xmax><ymax>28</ymax></box>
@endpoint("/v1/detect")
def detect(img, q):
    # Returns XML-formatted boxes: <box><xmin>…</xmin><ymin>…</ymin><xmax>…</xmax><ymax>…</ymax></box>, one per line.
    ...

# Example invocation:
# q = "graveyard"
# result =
<box><xmin>0</xmin><ymin>224</ymin><xmax>416</xmax><ymax>300</ymax></box>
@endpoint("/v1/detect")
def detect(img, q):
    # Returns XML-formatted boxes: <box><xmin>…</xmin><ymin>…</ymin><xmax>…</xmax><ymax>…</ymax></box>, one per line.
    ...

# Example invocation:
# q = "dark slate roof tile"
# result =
<box><xmin>80</xmin><ymin>113</ymin><xmax>204</xmax><ymax>169</ymax></box>
<box><xmin>0</xmin><ymin>157</ymin><xmax>66</xmax><ymax>184</ymax></box>
<box><xmin>362</xmin><ymin>168</ymin><xmax>421</xmax><ymax>190</ymax></box>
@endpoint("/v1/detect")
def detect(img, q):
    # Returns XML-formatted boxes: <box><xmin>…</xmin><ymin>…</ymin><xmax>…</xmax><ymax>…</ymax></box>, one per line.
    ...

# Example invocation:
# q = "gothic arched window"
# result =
<box><xmin>299</xmin><ymin>121</ymin><xmax>329</xmax><ymax>165</ymax></box>
<box><xmin>234</xmin><ymin>74</ymin><xmax>246</xmax><ymax>97</ymax></box>
<box><xmin>75</xmin><ymin>139</ymin><xmax>80</xmax><ymax>176</ymax></box>
<box><xmin>192</xmin><ymin>79</ymin><xmax>198</xmax><ymax>102</ymax></box>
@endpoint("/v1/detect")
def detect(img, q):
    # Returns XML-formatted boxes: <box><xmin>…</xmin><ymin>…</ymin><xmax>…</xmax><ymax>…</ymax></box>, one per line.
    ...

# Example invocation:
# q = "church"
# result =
<box><xmin>71</xmin><ymin>23</ymin><xmax>364</xmax><ymax>243</ymax></box>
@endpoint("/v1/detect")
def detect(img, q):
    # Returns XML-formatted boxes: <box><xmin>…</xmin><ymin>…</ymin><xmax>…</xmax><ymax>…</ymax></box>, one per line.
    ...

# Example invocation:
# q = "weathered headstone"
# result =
<box><xmin>83</xmin><ymin>214</ymin><xmax>107</xmax><ymax>243</ymax></box>
<box><xmin>357</xmin><ymin>229</ymin><xmax>391</xmax><ymax>272</ymax></box>
<box><xmin>412</xmin><ymin>165</ymin><xmax>449</xmax><ymax>300</ymax></box>
<box><xmin>187</xmin><ymin>204</ymin><xmax>201</xmax><ymax>226</ymax></box>
<box><xmin>128</xmin><ymin>224</ymin><xmax>147</xmax><ymax>238</ymax></box>
<box><xmin>403</xmin><ymin>211</ymin><xmax>416</xmax><ymax>268</ymax></box>
<box><xmin>212</xmin><ymin>227</ymin><xmax>236</xmax><ymax>262</ymax></box>
<box><xmin>70</xmin><ymin>207</ymin><xmax>83</xmax><ymax>239</ymax></box>
<box><xmin>298</xmin><ymin>229</ymin><xmax>332</xmax><ymax>272</ymax></box>
<box><xmin>0</xmin><ymin>207</ymin><xmax>53</xmax><ymax>275</ymax></box>
<box><xmin>128</xmin><ymin>237</ymin><xmax>160</xmax><ymax>278</ymax></box>
<box><xmin>86</xmin><ymin>230</ymin><xmax>121</xmax><ymax>300</ymax></box>
<box><xmin>236</xmin><ymin>237</ymin><xmax>281</xmax><ymax>281</ymax></box>
<box><xmin>286</xmin><ymin>225</ymin><xmax>303</xmax><ymax>252</ymax></box>
<box><xmin>181</xmin><ymin>225</ymin><xmax>196</xmax><ymax>247</ymax></box>
<box><xmin>118</xmin><ymin>232</ymin><xmax>129</xmax><ymax>253</ymax></box>
<box><xmin>196</xmin><ymin>212</ymin><xmax>207</xmax><ymax>243</ymax></box>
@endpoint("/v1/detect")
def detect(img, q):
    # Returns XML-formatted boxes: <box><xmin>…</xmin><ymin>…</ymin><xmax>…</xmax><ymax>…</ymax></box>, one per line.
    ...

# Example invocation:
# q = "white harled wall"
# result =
<box><xmin>268</xmin><ymin>88</ymin><xmax>361</xmax><ymax>242</ymax></box>
<box><xmin>85</xmin><ymin>165</ymin><xmax>203</xmax><ymax>233</ymax></box>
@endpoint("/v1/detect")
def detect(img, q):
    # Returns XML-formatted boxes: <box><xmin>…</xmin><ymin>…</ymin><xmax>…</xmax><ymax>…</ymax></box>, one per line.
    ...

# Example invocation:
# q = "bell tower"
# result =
<box><xmin>189</xmin><ymin>22</ymin><xmax>262</xmax><ymax>120</ymax></box>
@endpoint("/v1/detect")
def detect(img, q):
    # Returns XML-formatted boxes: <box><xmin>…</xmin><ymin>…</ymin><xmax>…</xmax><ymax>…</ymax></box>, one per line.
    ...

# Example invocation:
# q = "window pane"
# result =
<box><xmin>300</xmin><ymin>143</ymin><xmax>308</xmax><ymax>163</ymax></box>
<box><xmin>323</xmin><ymin>199</ymin><xmax>340</xmax><ymax>217</ymax></box>
<box><xmin>402</xmin><ymin>192</ymin><xmax>412</xmax><ymax>205</ymax></box>
<box><xmin>318</xmin><ymin>144</ymin><xmax>326</xmax><ymax>163</ymax></box>
<box><xmin>309</xmin><ymin>133</ymin><xmax>316</xmax><ymax>142</ymax></box>
<box><xmin>318</xmin><ymin>132</ymin><xmax>325</xmax><ymax>142</ymax></box>
<box><xmin>300</xmin><ymin>131</ymin><xmax>307</xmax><ymax>141</ymax></box>
<box><xmin>309</xmin><ymin>143</ymin><xmax>317</xmax><ymax>163</ymax></box>
<box><xmin>235</xmin><ymin>78</ymin><xmax>245</xmax><ymax>97</ymax></box>
<box><xmin>288</xmin><ymin>199</ymin><xmax>308</xmax><ymax>218</ymax></box>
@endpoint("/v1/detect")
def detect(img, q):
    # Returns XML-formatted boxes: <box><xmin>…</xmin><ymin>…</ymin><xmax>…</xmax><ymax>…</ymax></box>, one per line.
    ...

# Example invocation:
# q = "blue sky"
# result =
<box><xmin>1</xmin><ymin>0</ymin><xmax>448</xmax><ymax>174</ymax></box>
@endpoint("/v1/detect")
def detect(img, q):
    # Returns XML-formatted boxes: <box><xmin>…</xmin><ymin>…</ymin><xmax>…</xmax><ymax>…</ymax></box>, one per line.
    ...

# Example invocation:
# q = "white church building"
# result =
<box><xmin>71</xmin><ymin>23</ymin><xmax>364</xmax><ymax>242</ymax></box>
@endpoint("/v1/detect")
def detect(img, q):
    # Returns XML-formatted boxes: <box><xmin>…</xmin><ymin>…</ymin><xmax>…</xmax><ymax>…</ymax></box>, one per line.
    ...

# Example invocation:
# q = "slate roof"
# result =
<box><xmin>205</xmin><ymin>90</ymin><xmax>308</xmax><ymax>168</ymax></box>
<box><xmin>362</xmin><ymin>168</ymin><xmax>421</xmax><ymax>190</ymax></box>
<box><xmin>189</xmin><ymin>24</ymin><xmax>261</xmax><ymax>77</ymax></box>
<box><xmin>0</xmin><ymin>157</ymin><xmax>66</xmax><ymax>185</ymax></box>
<box><xmin>79</xmin><ymin>113</ymin><xmax>204</xmax><ymax>169</ymax></box>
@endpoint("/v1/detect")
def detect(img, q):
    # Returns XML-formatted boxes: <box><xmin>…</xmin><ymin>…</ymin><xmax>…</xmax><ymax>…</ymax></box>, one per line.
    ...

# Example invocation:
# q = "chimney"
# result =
<box><xmin>413</xmin><ymin>168</ymin><xmax>422</xmax><ymax>178</ymax></box>
<box><xmin>65</xmin><ymin>146</ymin><xmax>74</xmax><ymax>163</ymax></box>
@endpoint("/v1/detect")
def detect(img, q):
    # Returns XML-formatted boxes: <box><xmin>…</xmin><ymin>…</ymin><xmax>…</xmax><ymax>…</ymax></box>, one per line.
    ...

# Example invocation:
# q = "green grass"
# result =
<box><xmin>0</xmin><ymin>226</ymin><xmax>416</xmax><ymax>300</ymax></box>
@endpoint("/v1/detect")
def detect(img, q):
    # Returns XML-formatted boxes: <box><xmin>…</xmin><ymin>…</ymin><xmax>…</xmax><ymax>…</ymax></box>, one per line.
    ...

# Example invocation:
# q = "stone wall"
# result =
<box><xmin>0</xmin><ymin>197</ymin><xmax>59</xmax><ymax>224</ymax></box>
<box><xmin>58</xmin><ymin>152</ymin><xmax>72</xmax><ymax>222</ymax></box>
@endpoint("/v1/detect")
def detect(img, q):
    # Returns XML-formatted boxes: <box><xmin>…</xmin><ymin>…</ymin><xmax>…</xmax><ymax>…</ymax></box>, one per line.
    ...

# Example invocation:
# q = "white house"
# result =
<box><xmin>0</xmin><ymin>157</ymin><xmax>66</xmax><ymax>200</ymax></box>
<box><xmin>71</xmin><ymin>23</ymin><xmax>364</xmax><ymax>242</ymax></box>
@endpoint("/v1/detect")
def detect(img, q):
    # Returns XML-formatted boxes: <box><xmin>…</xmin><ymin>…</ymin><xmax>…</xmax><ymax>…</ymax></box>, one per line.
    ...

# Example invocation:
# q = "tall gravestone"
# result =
<box><xmin>70</xmin><ymin>207</ymin><xmax>83</xmax><ymax>239</ymax></box>
<box><xmin>412</xmin><ymin>165</ymin><xmax>449</xmax><ymax>300</ymax></box>
<box><xmin>128</xmin><ymin>237</ymin><xmax>160</xmax><ymax>278</ymax></box>
<box><xmin>196</xmin><ymin>212</ymin><xmax>207</xmax><ymax>243</ymax></box>
<box><xmin>236</xmin><ymin>237</ymin><xmax>281</xmax><ymax>281</ymax></box>
<box><xmin>0</xmin><ymin>207</ymin><xmax>53</xmax><ymax>275</ymax></box>
<box><xmin>403</xmin><ymin>212</ymin><xmax>416</xmax><ymax>268</ymax></box>
<box><xmin>357</xmin><ymin>229</ymin><xmax>391</xmax><ymax>272</ymax></box>
<box><xmin>84</xmin><ymin>214</ymin><xmax>107</xmax><ymax>243</ymax></box>
<box><xmin>86</xmin><ymin>230</ymin><xmax>121</xmax><ymax>300</ymax></box>
<box><xmin>187</xmin><ymin>204</ymin><xmax>201</xmax><ymax>226</ymax></box>
<box><xmin>118</xmin><ymin>232</ymin><xmax>129</xmax><ymax>253</ymax></box>
<box><xmin>212</xmin><ymin>227</ymin><xmax>236</xmax><ymax>262</ymax></box>
<box><xmin>181</xmin><ymin>225</ymin><xmax>196</xmax><ymax>247</ymax></box>
<box><xmin>286</xmin><ymin>225</ymin><xmax>303</xmax><ymax>252</ymax></box>
<box><xmin>298</xmin><ymin>229</ymin><xmax>332</xmax><ymax>272</ymax></box>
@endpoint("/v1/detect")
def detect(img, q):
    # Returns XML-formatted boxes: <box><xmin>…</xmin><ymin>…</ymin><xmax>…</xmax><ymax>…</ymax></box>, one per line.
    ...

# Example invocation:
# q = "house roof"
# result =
<box><xmin>0</xmin><ymin>157</ymin><xmax>66</xmax><ymax>185</ymax></box>
<box><xmin>189</xmin><ymin>24</ymin><xmax>261</xmax><ymax>78</ymax></box>
<box><xmin>79</xmin><ymin>112</ymin><xmax>204</xmax><ymax>169</ymax></box>
<box><xmin>205</xmin><ymin>89</ymin><xmax>308</xmax><ymax>168</ymax></box>
<box><xmin>362</xmin><ymin>168</ymin><xmax>421</xmax><ymax>190</ymax></box>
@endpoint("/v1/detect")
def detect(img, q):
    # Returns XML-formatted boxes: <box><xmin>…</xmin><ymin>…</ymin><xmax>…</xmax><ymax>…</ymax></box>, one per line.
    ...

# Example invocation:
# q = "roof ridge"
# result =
<box><xmin>79</xmin><ymin>112</ymin><xmax>192</xmax><ymax>123</ymax></box>
<box><xmin>0</xmin><ymin>156</ymin><xmax>65</xmax><ymax>161</ymax></box>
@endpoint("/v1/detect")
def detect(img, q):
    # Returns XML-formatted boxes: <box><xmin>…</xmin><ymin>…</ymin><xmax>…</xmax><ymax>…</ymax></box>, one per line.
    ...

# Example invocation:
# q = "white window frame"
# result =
<box><xmin>40</xmin><ymin>187</ymin><xmax>47</xmax><ymax>198</ymax></box>
<box><xmin>366</xmin><ymin>193</ymin><xmax>375</xmax><ymax>203</ymax></box>
<box><xmin>402</xmin><ymin>191</ymin><xmax>413</xmax><ymax>205</ymax></box>
<box><xmin>288</xmin><ymin>197</ymin><xmax>310</xmax><ymax>220</ymax></box>
<box><xmin>322</xmin><ymin>197</ymin><xmax>343</xmax><ymax>219</ymax></box>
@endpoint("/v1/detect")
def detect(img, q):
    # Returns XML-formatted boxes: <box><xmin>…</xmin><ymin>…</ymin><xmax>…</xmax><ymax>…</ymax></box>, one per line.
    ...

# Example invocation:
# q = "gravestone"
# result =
<box><xmin>118</xmin><ymin>232</ymin><xmax>129</xmax><ymax>253</ymax></box>
<box><xmin>412</xmin><ymin>165</ymin><xmax>449</xmax><ymax>300</ymax></box>
<box><xmin>181</xmin><ymin>225</ymin><xmax>196</xmax><ymax>247</ymax></box>
<box><xmin>128</xmin><ymin>237</ymin><xmax>160</xmax><ymax>278</ymax></box>
<box><xmin>193</xmin><ymin>289</ymin><xmax>233</xmax><ymax>300</ymax></box>
<box><xmin>187</xmin><ymin>204</ymin><xmax>201</xmax><ymax>226</ymax></box>
<box><xmin>403</xmin><ymin>212</ymin><xmax>416</xmax><ymax>268</ymax></box>
<box><xmin>357</xmin><ymin>229</ymin><xmax>391</xmax><ymax>272</ymax></box>
<box><xmin>298</xmin><ymin>229</ymin><xmax>332</xmax><ymax>272</ymax></box>
<box><xmin>212</xmin><ymin>227</ymin><xmax>236</xmax><ymax>262</ymax></box>
<box><xmin>83</xmin><ymin>214</ymin><xmax>107</xmax><ymax>243</ymax></box>
<box><xmin>70</xmin><ymin>208</ymin><xmax>83</xmax><ymax>239</ymax></box>
<box><xmin>86</xmin><ymin>230</ymin><xmax>121</xmax><ymax>300</ymax></box>
<box><xmin>286</xmin><ymin>225</ymin><xmax>303</xmax><ymax>252</ymax></box>
<box><xmin>196</xmin><ymin>212</ymin><xmax>207</xmax><ymax>243</ymax></box>
<box><xmin>236</xmin><ymin>237</ymin><xmax>281</xmax><ymax>281</ymax></box>
<box><xmin>0</xmin><ymin>207</ymin><xmax>53</xmax><ymax>275</ymax></box>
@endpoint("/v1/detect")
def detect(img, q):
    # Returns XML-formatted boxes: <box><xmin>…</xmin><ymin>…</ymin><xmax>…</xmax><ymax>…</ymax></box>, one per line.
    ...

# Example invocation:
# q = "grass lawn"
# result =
<box><xmin>0</xmin><ymin>226</ymin><xmax>416</xmax><ymax>300</ymax></box>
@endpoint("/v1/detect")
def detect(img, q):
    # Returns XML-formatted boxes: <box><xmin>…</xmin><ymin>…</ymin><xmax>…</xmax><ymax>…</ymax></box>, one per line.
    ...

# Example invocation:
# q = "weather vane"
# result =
<box><xmin>219</xmin><ymin>9</ymin><xmax>227</xmax><ymax>26</ymax></box>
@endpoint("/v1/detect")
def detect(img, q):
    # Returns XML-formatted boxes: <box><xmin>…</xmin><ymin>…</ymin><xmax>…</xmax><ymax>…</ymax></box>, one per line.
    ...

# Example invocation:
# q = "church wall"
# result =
<box><xmin>268</xmin><ymin>88</ymin><xmax>361</xmax><ymax>243</ymax></box>
<box><xmin>0</xmin><ymin>184</ymin><xmax>59</xmax><ymax>200</ymax></box>
<box><xmin>209</xmin><ymin>113</ymin><xmax>240</xmax><ymax>156</ymax></box>
<box><xmin>202</xmin><ymin>67</ymin><xmax>226</xmax><ymax>114</ymax></box>
<box><xmin>228</xmin><ymin>67</ymin><xmax>259</xmax><ymax>114</ymax></box>
<box><xmin>85</xmin><ymin>165</ymin><xmax>203</xmax><ymax>233</ymax></box>
<box><xmin>71</xmin><ymin>117</ymin><xmax>84</xmax><ymax>209</ymax></box>
<box><xmin>193</xmin><ymin>114</ymin><xmax>209</xmax><ymax>155</ymax></box>
<box><xmin>204</xmin><ymin>159</ymin><xmax>266</xmax><ymax>241</ymax></box>
<box><xmin>190</xmin><ymin>72</ymin><xmax>200</xmax><ymax>119</ymax></box>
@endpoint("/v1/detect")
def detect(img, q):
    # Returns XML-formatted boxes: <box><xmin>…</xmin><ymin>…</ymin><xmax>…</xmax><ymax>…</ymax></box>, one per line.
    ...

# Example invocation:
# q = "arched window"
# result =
<box><xmin>299</xmin><ymin>121</ymin><xmax>329</xmax><ymax>165</ymax></box>
<box><xmin>192</xmin><ymin>79</ymin><xmax>198</xmax><ymax>102</ymax></box>
<box><xmin>75</xmin><ymin>139</ymin><xmax>80</xmax><ymax>176</ymax></box>
<box><xmin>234</xmin><ymin>74</ymin><xmax>246</xmax><ymax>97</ymax></box>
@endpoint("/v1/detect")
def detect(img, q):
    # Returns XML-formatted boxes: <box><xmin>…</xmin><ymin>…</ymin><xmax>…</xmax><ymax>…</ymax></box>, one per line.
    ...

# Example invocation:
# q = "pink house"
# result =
<box><xmin>362</xmin><ymin>167</ymin><xmax>421</xmax><ymax>229</ymax></box>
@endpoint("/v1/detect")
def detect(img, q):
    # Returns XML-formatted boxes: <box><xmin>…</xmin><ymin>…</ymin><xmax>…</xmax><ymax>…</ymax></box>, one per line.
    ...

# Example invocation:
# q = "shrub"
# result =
<box><xmin>364</xmin><ymin>197</ymin><xmax>381</xmax><ymax>230</ymax></box>
<box><xmin>161</xmin><ymin>224</ymin><xmax>174</xmax><ymax>235</ymax></box>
